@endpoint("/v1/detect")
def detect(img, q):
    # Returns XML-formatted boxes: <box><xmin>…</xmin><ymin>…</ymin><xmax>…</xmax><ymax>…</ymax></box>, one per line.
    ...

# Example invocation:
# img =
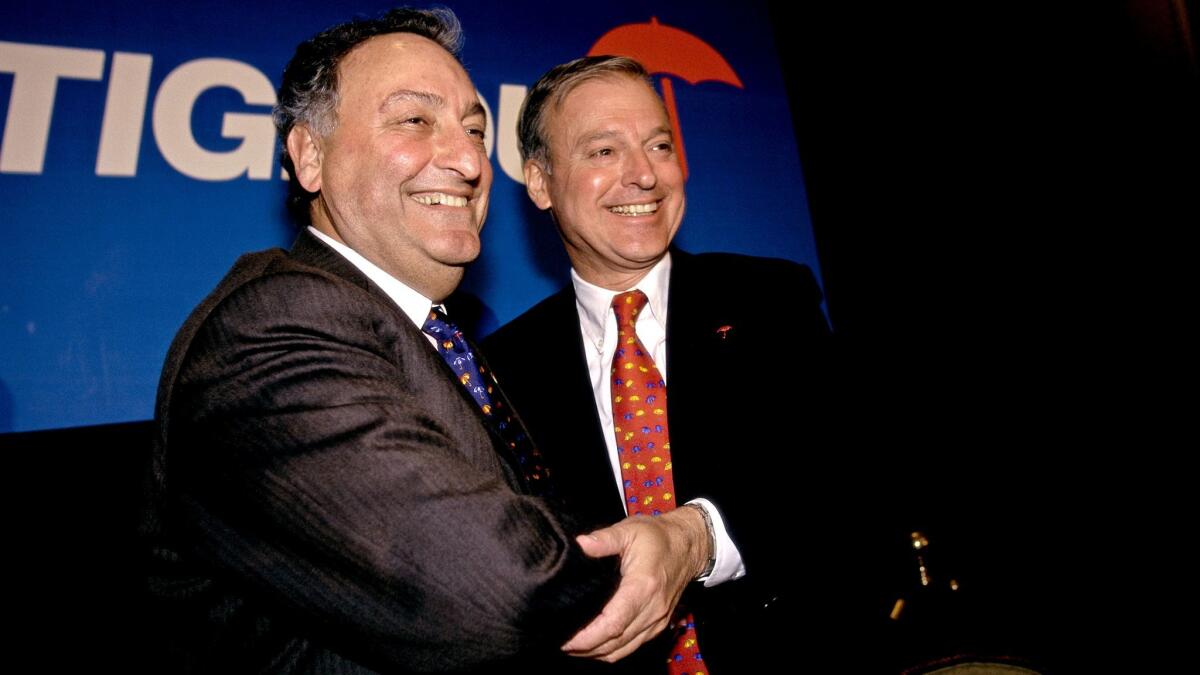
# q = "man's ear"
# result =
<box><xmin>524</xmin><ymin>159</ymin><xmax>552</xmax><ymax>211</ymax></box>
<box><xmin>286</xmin><ymin>125</ymin><xmax>323</xmax><ymax>193</ymax></box>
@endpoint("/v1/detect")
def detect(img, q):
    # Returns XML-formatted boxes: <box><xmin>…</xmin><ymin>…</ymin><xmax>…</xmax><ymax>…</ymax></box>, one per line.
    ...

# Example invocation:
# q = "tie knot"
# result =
<box><xmin>611</xmin><ymin>290</ymin><xmax>649</xmax><ymax>327</ymax></box>
<box><xmin>422</xmin><ymin>306</ymin><xmax>465</xmax><ymax>353</ymax></box>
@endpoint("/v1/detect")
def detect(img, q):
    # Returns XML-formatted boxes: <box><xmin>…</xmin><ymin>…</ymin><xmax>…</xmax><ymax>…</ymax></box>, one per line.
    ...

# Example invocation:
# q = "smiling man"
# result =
<box><xmin>139</xmin><ymin>10</ymin><xmax>689</xmax><ymax>673</ymax></box>
<box><xmin>286</xmin><ymin>30</ymin><xmax>490</xmax><ymax>304</ymax></box>
<box><xmin>484</xmin><ymin>56</ymin><xmax>836</xmax><ymax>672</ymax></box>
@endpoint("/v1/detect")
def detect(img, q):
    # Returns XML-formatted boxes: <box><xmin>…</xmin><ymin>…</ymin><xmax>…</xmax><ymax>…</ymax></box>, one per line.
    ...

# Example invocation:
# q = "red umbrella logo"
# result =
<box><xmin>588</xmin><ymin>17</ymin><xmax>744</xmax><ymax>179</ymax></box>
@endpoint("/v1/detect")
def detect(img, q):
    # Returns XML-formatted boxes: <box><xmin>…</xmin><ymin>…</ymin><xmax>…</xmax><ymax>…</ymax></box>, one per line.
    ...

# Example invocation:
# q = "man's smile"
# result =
<box><xmin>410</xmin><ymin>191</ymin><xmax>471</xmax><ymax>207</ymax></box>
<box><xmin>607</xmin><ymin>200</ymin><xmax>661</xmax><ymax>216</ymax></box>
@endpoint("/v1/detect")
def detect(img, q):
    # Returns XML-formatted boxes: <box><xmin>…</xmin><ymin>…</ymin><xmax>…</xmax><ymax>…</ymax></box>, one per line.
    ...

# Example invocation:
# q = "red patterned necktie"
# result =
<box><xmin>610</xmin><ymin>290</ymin><xmax>708</xmax><ymax>675</ymax></box>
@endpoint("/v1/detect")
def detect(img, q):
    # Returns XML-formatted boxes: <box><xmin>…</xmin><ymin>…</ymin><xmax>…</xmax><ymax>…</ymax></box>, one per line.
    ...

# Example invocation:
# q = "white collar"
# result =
<box><xmin>307</xmin><ymin>226</ymin><xmax>436</xmax><ymax>328</ymax></box>
<box><xmin>571</xmin><ymin>252</ymin><xmax>672</xmax><ymax>352</ymax></box>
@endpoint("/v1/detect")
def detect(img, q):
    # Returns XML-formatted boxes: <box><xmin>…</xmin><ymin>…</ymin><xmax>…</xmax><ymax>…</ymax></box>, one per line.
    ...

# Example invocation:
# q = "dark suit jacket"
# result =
<box><xmin>484</xmin><ymin>249</ymin><xmax>860</xmax><ymax>672</ymax></box>
<box><xmin>140</xmin><ymin>230</ymin><xmax>617</xmax><ymax>673</ymax></box>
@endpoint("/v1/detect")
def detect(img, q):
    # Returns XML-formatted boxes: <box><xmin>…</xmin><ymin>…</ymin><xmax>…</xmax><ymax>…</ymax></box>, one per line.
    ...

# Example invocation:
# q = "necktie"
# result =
<box><xmin>422</xmin><ymin>307</ymin><xmax>549</xmax><ymax>496</ymax></box>
<box><xmin>610</xmin><ymin>290</ymin><xmax>707</xmax><ymax>675</ymax></box>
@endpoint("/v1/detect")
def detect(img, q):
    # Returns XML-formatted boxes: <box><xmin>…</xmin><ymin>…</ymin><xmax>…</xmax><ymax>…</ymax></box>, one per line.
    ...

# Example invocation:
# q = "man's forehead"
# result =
<box><xmin>339</xmin><ymin>32</ymin><xmax>466</xmax><ymax>84</ymax></box>
<box><xmin>555</xmin><ymin>74</ymin><xmax>643</xmax><ymax>108</ymax></box>
<box><xmin>559</xmin><ymin>77</ymin><xmax>664</xmax><ymax>118</ymax></box>
<box><xmin>550</xmin><ymin>80</ymin><xmax>669</xmax><ymax>144</ymax></box>
<box><xmin>336</xmin><ymin>33</ymin><xmax>478</xmax><ymax>106</ymax></box>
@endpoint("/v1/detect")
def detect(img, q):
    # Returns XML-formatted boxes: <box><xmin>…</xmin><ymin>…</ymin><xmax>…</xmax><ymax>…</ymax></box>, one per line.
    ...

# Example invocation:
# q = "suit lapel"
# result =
<box><xmin>289</xmin><ymin>229</ymin><xmax>380</xmax><ymax>297</ymax></box>
<box><xmin>663</xmin><ymin>249</ymin><xmax>742</xmax><ymax>502</ymax></box>
<box><xmin>289</xmin><ymin>230</ymin><xmax>533</xmax><ymax>484</ymax></box>
<box><xmin>665</xmin><ymin>249</ymin><xmax>704</xmax><ymax>419</ymax></box>
<box><xmin>540</xmin><ymin>288</ymin><xmax>629</xmax><ymax>523</ymax></box>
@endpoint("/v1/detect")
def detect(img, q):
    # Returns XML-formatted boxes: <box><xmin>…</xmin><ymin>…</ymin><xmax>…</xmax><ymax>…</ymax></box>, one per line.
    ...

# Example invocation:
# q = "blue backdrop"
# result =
<box><xmin>1</xmin><ymin>0</ymin><xmax>819</xmax><ymax>432</ymax></box>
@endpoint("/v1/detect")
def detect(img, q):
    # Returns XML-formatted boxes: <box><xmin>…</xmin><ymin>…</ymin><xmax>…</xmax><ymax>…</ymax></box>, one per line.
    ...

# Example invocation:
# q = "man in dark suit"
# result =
<box><xmin>141</xmin><ymin>11</ymin><xmax>711</xmax><ymax>673</ymax></box>
<box><xmin>483</xmin><ymin>56</ymin><xmax>842</xmax><ymax>672</ymax></box>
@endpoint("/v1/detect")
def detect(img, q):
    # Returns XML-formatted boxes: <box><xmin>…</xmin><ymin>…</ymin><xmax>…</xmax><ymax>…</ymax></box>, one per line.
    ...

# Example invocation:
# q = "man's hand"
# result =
<box><xmin>561</xmin><ymin>505</ymin><xmax>712</xmax><ymax>662</ymax></box>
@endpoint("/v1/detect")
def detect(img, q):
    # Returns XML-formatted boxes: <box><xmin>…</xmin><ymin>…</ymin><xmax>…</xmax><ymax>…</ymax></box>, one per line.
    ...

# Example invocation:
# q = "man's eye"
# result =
<box><xmin>402</xmin><ymin>117</ymin><xmax>428</xmax><ymax>126</ymax></box>
<box><xmin>467</xmin><ymin>127</ymin><xmax>486</xmax><ymax>141</ymax></box>
<box><xmin>651</xmin><ymin>142</ymin><xmax>673</xmax><ymax>153</ymax></box>
<box><xmin>591</xmin><ymin>148</ymin><xmax>614</xmax><ymax>158</ymax></box>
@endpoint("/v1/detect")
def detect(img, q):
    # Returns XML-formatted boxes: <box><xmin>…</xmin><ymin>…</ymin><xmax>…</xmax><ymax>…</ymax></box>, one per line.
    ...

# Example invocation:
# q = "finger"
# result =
<box><xmin>567</xmin><ymin>617</ymin><xmax>639</xmax><ymax>659</ymax></box>
<box><xmin>575</xmin><ymin>527</ymin><xmax>625</xmax><ymax>559</ymax></box>
<box><xmin>577</xmin><ymin>610</ymin><xmax>673</xmax><ymax>663</ymax></box>
<box><xmin>561</xmin><ymin>591</ymin><xmax>637</xmax><ymax>652</ymax></box>
<box><xmin>594</xmin><ymin>618</ymin><xmax>669</xmax><ymax>663</ymax></box>
<box><xmin>563</xmin><ymin>583</ymin><xmax>671</xmax><ymax>657</ymax></box>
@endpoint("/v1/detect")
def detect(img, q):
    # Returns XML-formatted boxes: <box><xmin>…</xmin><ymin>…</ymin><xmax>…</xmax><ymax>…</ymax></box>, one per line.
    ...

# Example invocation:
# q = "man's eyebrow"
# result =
<box><xmin>379</xmin><ymin>89</ymin><xmax>444</xmax><ymax>113</ymax></box>
<box><xmin>571</xmin><ymin>126</ymin><xmax>674</xmax><ymax>152</ymax></box>
<box><xmin>571</xmin><ymin>129</ymin><xmax>622</xmax><ymax>152</ymax></box>
<box><xmin>647</xmin><ymin>125</ymin><xmax>674</xmax><ymax>141</ymax></box>
<box><xmin>381</xmin><ymin>90</ymin><xmax>486</xmax><ymax>122</ymax></box>
<box><xmin>463</xmin><ymin>100</ymin><xmax>486</xmax><ymax>120</ymax></box>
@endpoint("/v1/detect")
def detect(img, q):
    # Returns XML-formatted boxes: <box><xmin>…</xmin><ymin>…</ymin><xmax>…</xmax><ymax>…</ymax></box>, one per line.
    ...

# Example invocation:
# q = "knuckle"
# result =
<box><xmin>595</xmin><ymin>620</ymin><xmax>622</xmax><ymax>641</ymax></box>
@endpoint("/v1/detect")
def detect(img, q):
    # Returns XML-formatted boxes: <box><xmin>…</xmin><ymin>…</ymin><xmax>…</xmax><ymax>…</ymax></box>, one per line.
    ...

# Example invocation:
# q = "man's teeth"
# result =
<box><xmin>609</xmin><ymin>202</ymin><xmax>658</xmax><ymax>215</ymax></box>
<box><xmin>412</xmin><ymin>193</ymin><xmax>468</xmax><ymax>207</ymax></box>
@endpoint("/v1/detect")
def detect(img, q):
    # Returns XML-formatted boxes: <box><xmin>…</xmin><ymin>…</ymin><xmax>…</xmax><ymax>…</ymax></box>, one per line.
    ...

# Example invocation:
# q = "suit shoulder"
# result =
<box><xmin>174</xmin><ymin>247</ymin><xmax>358</xmax><ymax>326</ymax></box>
<box><xmin>160</xmin><ymin>248</ymin><xmax>287</xmax><ymax>361</ymax></box>
<box><xmin>682</xmin><ymin>251</ymin><xmax>822</xmax><ymax>302</ymax></box>
<box><xmin>163</xmin><ymin>249</ymin><xmax>403</xmax><ymax>386</ymax></box>
<box><xmin>687</xmin><ymin>251</ymin><xmax>814</xmax><ymax>276</ymax></box>
<box><xmin>207</xmin><ymin>254</ymin><xmax>387</xmax><ymax>326</ymax></box>
<box><xmin>484</xmin><ymin>286</ymin><xmax>574</xmax><ymax>353</ymax></box>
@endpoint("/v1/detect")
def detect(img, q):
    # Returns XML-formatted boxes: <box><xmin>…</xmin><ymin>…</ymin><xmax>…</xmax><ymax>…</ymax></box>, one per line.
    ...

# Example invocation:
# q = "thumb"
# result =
<box><xmin>576</xmin><ymin>526</ymin><xmax>625</xmax><ymax>559</ymax></box>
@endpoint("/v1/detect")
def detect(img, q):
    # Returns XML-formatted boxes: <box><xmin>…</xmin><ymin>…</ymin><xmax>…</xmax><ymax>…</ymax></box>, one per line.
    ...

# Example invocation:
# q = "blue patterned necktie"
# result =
<box><xmin>421</xmin><ymin>306</ymin><xmax>549</xmax><ymax>495</ymax></box>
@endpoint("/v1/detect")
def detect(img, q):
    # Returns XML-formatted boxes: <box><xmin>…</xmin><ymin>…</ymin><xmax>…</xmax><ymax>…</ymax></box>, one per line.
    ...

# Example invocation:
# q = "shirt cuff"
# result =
<box><xmin>686</xmin><ymin>497</ymin><xmax>746</xmax><ymax>587</ymax></box>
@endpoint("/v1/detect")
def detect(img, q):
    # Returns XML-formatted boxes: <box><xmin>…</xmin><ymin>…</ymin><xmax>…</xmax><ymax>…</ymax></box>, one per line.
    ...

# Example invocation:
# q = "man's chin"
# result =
<box><xmin>431</xmin><ymin>236</ymin><xmax>482</xmax><ymax>267</ymax></box>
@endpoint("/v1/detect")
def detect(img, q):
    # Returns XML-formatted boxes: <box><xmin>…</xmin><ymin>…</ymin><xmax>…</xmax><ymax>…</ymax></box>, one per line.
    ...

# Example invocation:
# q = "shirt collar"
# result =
<box><xmin>307</xmin><ymin>226</ymin><xmax>436</xmax><ymax>328</ymax></box>
<box><xmin>571</xmin><ymin>252</ymin><xmax>672</xmax><ymax>349</ymax></box>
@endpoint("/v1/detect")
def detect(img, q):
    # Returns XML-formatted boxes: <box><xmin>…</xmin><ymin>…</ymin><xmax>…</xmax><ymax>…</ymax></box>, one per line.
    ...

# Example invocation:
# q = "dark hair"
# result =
<box><xmin>273</xmin><ymin>7</ymin><xmax>464</xmax><ymax>225</ymax></box>
<box><xmin>517</xmin><ymin>56</ymin><xmax>650</xmax><ymax>169</ymax></box>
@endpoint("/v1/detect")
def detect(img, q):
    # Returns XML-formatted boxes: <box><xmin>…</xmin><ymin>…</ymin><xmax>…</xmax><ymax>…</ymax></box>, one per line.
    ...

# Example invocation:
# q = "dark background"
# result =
<box><xmin>772</xmin><ymin>1</ymin><xmax>1195</xmax><ymax>671</ymax></box>
<box><xmin>4</xmin><ymin>1</ymin><xmax>1194</xmax><ymax>670</ymax></box>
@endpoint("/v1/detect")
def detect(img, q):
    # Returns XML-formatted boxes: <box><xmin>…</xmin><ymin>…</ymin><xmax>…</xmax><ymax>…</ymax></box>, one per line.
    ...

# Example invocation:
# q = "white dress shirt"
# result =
<box><xmin>571</xmin><ymin>253</ymin><xmax>745</xmax><ymax>587</ymax></box>
<box><xmin>308</xmin><ymin>227</ymin><xmax>439</xmax><ymax>343</ymax></box>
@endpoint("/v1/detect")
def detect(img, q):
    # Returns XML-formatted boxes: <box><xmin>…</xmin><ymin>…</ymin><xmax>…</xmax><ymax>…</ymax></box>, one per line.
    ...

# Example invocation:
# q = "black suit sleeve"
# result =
<box><xmin>167</xmin><ymin>270</ymin><xmax>615</xmax><ymax>671</ymax></box>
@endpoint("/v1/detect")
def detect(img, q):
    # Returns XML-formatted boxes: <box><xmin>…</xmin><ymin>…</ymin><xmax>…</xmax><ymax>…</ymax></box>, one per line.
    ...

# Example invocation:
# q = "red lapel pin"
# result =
<box><xmin>715</xmin><ymin>325</ymin><xmax>732</xmax><ymax>340</ymax></box>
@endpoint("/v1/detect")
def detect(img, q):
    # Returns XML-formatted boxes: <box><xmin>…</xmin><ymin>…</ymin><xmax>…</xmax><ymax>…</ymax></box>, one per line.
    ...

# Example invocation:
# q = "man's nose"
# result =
<box><xmin>622</xmin><ymin>149</ymin><xmax>657</xmax><ymax>190</ymax></box>
<box><xmin>434</xmin><ymin>127</ymin><xmax>483</xmax><ymax>182</ymax></box>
